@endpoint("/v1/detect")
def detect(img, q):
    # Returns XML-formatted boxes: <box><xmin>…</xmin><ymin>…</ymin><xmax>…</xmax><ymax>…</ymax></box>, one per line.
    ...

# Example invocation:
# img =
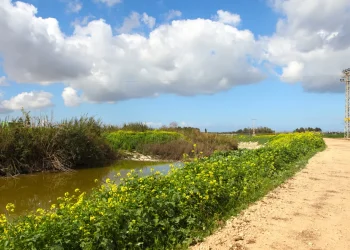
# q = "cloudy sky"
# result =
<box><xmin>0</xmin><ymin>0</ymin><xmax>349</xmax><ymax>131</ymax></box>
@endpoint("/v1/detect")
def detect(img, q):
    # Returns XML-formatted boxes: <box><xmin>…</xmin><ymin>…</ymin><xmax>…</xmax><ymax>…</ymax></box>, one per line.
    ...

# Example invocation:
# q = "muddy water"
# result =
<box><xmin>0</xmin><ymin>161</ymin><xmax>180</xmax><ymax>215</ymax></box>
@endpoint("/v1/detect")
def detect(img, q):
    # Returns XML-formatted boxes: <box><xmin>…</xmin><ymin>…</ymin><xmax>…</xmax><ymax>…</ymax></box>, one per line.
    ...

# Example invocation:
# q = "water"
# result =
<box><xmin>0</xmin><ymin>161</ymin><xmax>180</xmax><ymax>215</ymax></box>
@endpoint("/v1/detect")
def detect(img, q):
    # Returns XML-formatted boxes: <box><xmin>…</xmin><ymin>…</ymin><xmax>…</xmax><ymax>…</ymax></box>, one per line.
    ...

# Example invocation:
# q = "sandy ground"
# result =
<box><xmin>238</xmin><ymin>142</ymin><xmax>262</xmax><ymax>150</ymax></box>
<box><xmin>192</xmin><ymin>139</ymin><xmax>350</xmax><ymax>250</ymax></box>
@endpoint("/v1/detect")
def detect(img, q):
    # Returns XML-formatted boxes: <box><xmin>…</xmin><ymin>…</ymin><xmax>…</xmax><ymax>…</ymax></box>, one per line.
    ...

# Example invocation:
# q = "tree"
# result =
<box><xmin>169</xmin><ymin>122</ymin><xmax>178</xmax><ymax>128</ymax></box>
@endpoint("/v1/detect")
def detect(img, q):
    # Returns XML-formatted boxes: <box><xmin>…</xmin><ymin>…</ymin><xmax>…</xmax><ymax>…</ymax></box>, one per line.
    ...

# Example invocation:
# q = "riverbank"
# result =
<box><xmin>0</xmin><ymin>113</ymin><xmax>238</xmax><ymax>176</ymax></box>
<box><xmin>0</xmin><ymin>132</ymin><xmax>325</xmax><ymax>249</ymax></box>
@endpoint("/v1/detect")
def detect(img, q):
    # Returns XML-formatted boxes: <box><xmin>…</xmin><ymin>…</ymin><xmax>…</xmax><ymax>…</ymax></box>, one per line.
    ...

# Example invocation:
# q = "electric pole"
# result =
<box><xmin>340</xmin><ymin>68</ymin><xmax>350</xmax><ymax>139</ymax></box>
<box><xmin>252</xmin><ymin>119</ymin><xmax>256</xmax><ymax>137</ymax></box>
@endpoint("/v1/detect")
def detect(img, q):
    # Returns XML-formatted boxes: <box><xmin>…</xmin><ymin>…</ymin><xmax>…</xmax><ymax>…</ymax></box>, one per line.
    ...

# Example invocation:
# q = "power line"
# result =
<box><xmin>340</xmin><ymin>69</ymin><xmax>350</xmax><ymax>139</ymax></box>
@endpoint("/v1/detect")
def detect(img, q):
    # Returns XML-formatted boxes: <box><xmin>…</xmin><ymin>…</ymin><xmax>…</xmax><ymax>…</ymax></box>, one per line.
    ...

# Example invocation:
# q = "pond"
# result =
<box><xmin>0</xmin><ymin>160</ymin><xmax>181</xmax><ymax>215</ymax></box>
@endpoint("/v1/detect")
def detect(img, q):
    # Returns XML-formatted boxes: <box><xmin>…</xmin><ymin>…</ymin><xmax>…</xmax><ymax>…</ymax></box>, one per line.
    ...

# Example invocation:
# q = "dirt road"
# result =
<box><xmin>192</xmin><ymin>139</ymin><xmax>350</xmax><ymax>250</ymax></box>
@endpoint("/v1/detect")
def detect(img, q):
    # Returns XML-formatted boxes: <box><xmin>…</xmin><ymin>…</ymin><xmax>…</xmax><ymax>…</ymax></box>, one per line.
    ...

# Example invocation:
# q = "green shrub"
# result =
<box><xmin>105</xmin><ymin>131</ymin><xmax>183</xmax><ymax>151</ymax></box>
<box><xmin>0</xmin><ymin>133</ymin><xmax>325</xmax><ymax>249</ymax></box>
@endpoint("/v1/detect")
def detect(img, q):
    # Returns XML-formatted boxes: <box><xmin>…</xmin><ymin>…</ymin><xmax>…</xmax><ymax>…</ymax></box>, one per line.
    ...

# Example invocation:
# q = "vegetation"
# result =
<box><xmin>0</xmin><ymin>114</ymin><xmax>237</xmax><ymax>175</ymax></box>
<box><xmin>235</xmin><ymin>126</ymin><xmax>274</xmax><ymax>134</ymax></box>
<box><xmin>142</xmin><ymin>132</ymin><xmax>238</xmax><ymax>160</ymax></box>
<box><xmin>294</xmin><ymin>127</ymin><xmax>322</xmax><ymax>133</ymax></box>
<box><xmin>0</xmin><ymin>113</ymin><xmax>116</xmax><ymax>176</ymax></box>
<box><xmin>234</xmin><ymin>134</ymin><xmax>276</xmax><ymax>145</ymax></box>
<box><xmin>105</xmin><ymin>130</ymin><xmax>238</xmax><ymax>160</ymax></box>
<box><xmin>104</xmin><ymin>131</ymin><xmax>184</xmax><ymax>151</ymax></box>
<box><xmin>0</xmin><ymin>132</ymin><xmax>325</xmax><ymax>249</ymax></box>
<box><xmin>322</xmin><ymin>132</ymin><xmax>344</xmax><ymax>138</ymax></box>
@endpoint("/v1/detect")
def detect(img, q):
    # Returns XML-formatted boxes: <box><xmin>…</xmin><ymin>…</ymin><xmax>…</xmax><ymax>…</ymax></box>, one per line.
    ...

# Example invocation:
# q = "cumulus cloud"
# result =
<box><xmin>264</xmin><ymin>0</ymin><xmax>350</xmax><ymax>92</ymax></box>
<box><xmin>118</xmin><ymin>11</ymin><xmax>156</xmax><ymax>33</ymax></box>
<box><xmin>0</xmin><ymin>0</ymin><xmax>264</xmax><ymax>107</ymax></box>
<box><xmin>165</xmin><ymin>10</ymin><xmax>182</xmax><ymax>21</ymax></box>
<box><xmin>0</xmin><ymin>0</ymin><xmax>91</xmax><ymax>84</ymax></box>
<box><xmin>95</xmin><ymin>0</ymin><xmax>121</xmax><ymax>7</ymax></box>
<box><xmin>0</xmin><ymin>91</ymin><xmax>53</xmax><ymax>111</ymax></box>
<box><xmin>214</xmin><ymin>10</ymin><xmax>241</xmax><ymax>26</ymax></box>
<box><xmin>281</xmin><ymin>61</ymin><xmax>304</xmax><ymax>83</ymax></box>
<box><xmin>62</xmin><ymin>87</ymin><xmax>82</xmax><ymax>107</ymax></box>
<box><xmin>66</xmin><ymin>0</ymin><xmax>82</xmax><ymax>13</ymax></box>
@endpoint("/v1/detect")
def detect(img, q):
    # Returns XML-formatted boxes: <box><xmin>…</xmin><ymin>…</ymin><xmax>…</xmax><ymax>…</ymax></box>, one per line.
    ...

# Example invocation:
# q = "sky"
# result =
<box><xmin>0</xmin><ymin>0</ymin><xmax>349</xmax><ymax>132</ymax></box>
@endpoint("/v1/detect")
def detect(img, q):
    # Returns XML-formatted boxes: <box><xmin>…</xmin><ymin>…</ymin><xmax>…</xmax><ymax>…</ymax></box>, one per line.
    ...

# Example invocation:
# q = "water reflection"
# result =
<box><xmin>0</xmin><ymin>161</ymin><xmax>181</xmax><ymax>215</ymax></box>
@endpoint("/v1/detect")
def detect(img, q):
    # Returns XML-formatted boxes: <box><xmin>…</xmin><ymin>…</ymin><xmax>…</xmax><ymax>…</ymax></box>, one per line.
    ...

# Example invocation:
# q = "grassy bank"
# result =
<box><xmin>105</xmin><ymin>130</ymin><xmax>238</xmax><ymax>160</ymax></box>
<box><xmin>0</xmin><ymin>132</ymin><xmax>325</xmax><ymax>249</ymax></box>
<box><xmin>0</xmin><ymin>114</ymin><xmax>237</xmax><ymax>176</ymax></box>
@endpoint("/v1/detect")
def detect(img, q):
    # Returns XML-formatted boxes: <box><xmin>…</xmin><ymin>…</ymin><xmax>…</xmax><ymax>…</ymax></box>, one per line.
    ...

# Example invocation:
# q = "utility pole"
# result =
<box><xmin>252</xmin><ymin>119</ymin><xmax>256</xmax><ymax>137</ymax></box>
<box><xmin>340</xmin><ymin>68</ymin><xmax>350</xmax><ymax>139</ymax></box>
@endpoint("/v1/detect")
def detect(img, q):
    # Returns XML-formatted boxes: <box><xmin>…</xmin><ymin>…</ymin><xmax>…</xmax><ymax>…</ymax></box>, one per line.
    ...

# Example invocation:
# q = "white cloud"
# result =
<box><xmin>62</xmin><ymin>87</ymin><xmax>82</xmax><ymax>107</ymax></box>
<box><xmin>264</xmin><ymin>0</ymin><xmax>350</xmax><ymax>92</ymax></box>
<box><xmin>71</xmin><ymin>15</ymin><xmax>95</xmax><ymax>27</ymax></box>
<box><xmin>118</xmin><ymin>11</ymin><xmax>141</xmax><ymax>33</ymax></box>
<box><xmin>0</xmin><ymin>76</ymin><xmax>8</xmax><ymax>86</ymax></box>
<box><xmin>0</xmin><ymin>0</ymin><xmax>91</xmax><ymax>84</ymax></box>
<box><xmin>118</xmin><ymin>11</ymin><xmax>156</xmax><ymax>33</ymax></box>
<box><xmin>66</xmin><ymin>0</ymin><xmax>82</xmax><ymax>13</ymax></box>
<box><xmin>142</xmin><ymin>13</ymin><xmax>156</xmax><ymax>29</ymax></box>
<box><xmin>95</xmin><ymin>0</ymin><xmax>121</xmax><ymax>7</ymax></box>
<box><xmin>214</xmin><ymin>10</ymin><xmax>241</xmax><ymax>26</ymax></box>
<box><xmin>0</xmin><ymin>1</ymin><xmax>264</xmax><ymax>107</ymax></box>
<box><xmin>165</xmin><ymin>10</ymin><xmax>182</xmax><ymax>21</ymax></box>
<box><xmin>281</xmin><ymin>61</ymin><xmax>304</xmax><ymax>83</ymax></box>
<box><xmin>1</xmin><ymin>91</ymin><xmax>53</xmax><ymax>111</ymax></box>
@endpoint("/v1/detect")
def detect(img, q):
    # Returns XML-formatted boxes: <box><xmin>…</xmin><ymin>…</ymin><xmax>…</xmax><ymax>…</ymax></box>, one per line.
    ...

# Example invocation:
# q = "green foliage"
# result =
<box><xmin>121</xmin><ymin>122</ymin><xmax>152</xmax><ymax>132</ymax></box>
<box><xmin>235</xmin><ymin>126</ymin><xmax>274</xmax><ymax>134</ymax></box>
<box><xmin>322</xmin><ymin>132</ymin><xmax>344</xmax><ymax>138</ymax></box>
<box><xmin>234</xmin><ymin>134</ymin><xmax>276</xmax><ymax>144</ymax></box>
<box><xmin>0</xmin><ymin>116</ymin><xmax>116</xmax><ymax>176</ymax></box>
<box><xmin>105</xmin><ymin>131</ymin><xmax>183</xmax><ymax>151</ymax></box>
<box><xmin>294</xmin><ymin>127</ymin><xmax>322</xmax><ymax>133</ymax></box>
<box><xmin>0</xmin><ymin>133</ymin><xmax>325</xmax><ymax>249</ymax></box>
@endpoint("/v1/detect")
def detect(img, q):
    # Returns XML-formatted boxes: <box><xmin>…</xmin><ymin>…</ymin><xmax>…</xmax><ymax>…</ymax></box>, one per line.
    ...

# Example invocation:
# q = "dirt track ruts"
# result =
<box><xmin>192</xmin><ymin>138</ymin><xmax>350</xmax><ymax>250</ymax></box>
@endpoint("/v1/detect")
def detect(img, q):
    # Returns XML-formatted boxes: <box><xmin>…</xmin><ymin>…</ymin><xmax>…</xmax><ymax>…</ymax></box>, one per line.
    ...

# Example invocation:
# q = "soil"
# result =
<box><xmin>192</xmin><ymin>139</ymin><xmax>350</xmax><ymax>250</ymax></box>
<box><xmin>238</xmin><ymin>142</ymin><xmax>262</xmax><ymax>150</ymax></box>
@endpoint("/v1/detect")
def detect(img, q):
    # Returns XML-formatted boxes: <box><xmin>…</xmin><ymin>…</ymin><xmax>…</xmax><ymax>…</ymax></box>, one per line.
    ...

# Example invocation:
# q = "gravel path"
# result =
<box><xmin>192</xmin><ymin>138</ymin><xmax>350</xmax><ymax>250</ymax></box>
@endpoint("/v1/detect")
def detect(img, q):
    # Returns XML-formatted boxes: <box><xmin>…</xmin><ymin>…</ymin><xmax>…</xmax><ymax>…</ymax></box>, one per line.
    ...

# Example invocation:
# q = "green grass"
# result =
<box><xmin>104</xmin><ymin>131</ymin><xmax>184</xmax><ymax>151</ymax></box>
<box><xmin>322</xmin><ymin>133</ymin><xmax>344</xmax><ymax>138</ymax></box>
<box><xmin>234</xmin><ymin>134</ymin><xmax>276</xmax><ymax>145</ymax></box>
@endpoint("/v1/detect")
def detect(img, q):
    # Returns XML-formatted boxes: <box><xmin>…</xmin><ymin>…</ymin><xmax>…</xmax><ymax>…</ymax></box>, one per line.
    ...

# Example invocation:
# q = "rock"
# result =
<box><xmin>234</xmin><ymin>236</ymin><xmax>244</xmax><ymax>241</ymax></box>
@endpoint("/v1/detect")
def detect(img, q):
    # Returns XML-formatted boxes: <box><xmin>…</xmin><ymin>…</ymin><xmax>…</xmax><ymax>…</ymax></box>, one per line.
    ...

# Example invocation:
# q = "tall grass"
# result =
<box><xmin>0</xmin><ymin>114</ymin><xmax>116</xmax><ymax>176</ymax></box>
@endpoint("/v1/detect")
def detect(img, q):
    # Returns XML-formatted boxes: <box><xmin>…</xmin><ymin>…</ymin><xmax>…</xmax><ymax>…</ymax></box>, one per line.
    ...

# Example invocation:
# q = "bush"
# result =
<box><xmin>106</xmin><ymin>130</ymin><xmax>238</xmax><ymax>160</ymax></box>
<box><xmin>104</xmin><ymin>131</ymin><xmax>184</xmax><ymax>151</ymax></box>
<box><xmin>0</xmin><ymin>133</ymin><xmax>325</xmax><ymax>249</ymax></box>
<box><xmin>0</xmin><ymin>116</ymin><xmax>116</xmax><ymax>176</ymax></box>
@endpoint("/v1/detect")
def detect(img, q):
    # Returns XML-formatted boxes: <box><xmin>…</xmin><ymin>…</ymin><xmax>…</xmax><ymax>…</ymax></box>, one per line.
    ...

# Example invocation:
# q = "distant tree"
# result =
<box><xmin>169</xmin><ymin>122</ymin><xmax>178</xmax><ymax>128</ymax></box>
<box><xmin>234</xmin><ymin>126</ymin><xmax>274</xmax><ymax>134</ymax></box>
<box><xmin>205</xmin><ymin>128</ymin><xmax>207</xmax><ymax>133</ymax></box>
<box><xmin>294</xmin><ymin>127</ymin><xmax>322</xmax><ymax>133</ymax></box>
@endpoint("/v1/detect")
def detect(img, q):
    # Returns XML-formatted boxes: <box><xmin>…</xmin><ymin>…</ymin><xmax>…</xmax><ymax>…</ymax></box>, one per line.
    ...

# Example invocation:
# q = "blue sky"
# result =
<box><xmin>0</xmin><ymin>0</ymin><xmax>348</xmax><ymax>132</ymax></box>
